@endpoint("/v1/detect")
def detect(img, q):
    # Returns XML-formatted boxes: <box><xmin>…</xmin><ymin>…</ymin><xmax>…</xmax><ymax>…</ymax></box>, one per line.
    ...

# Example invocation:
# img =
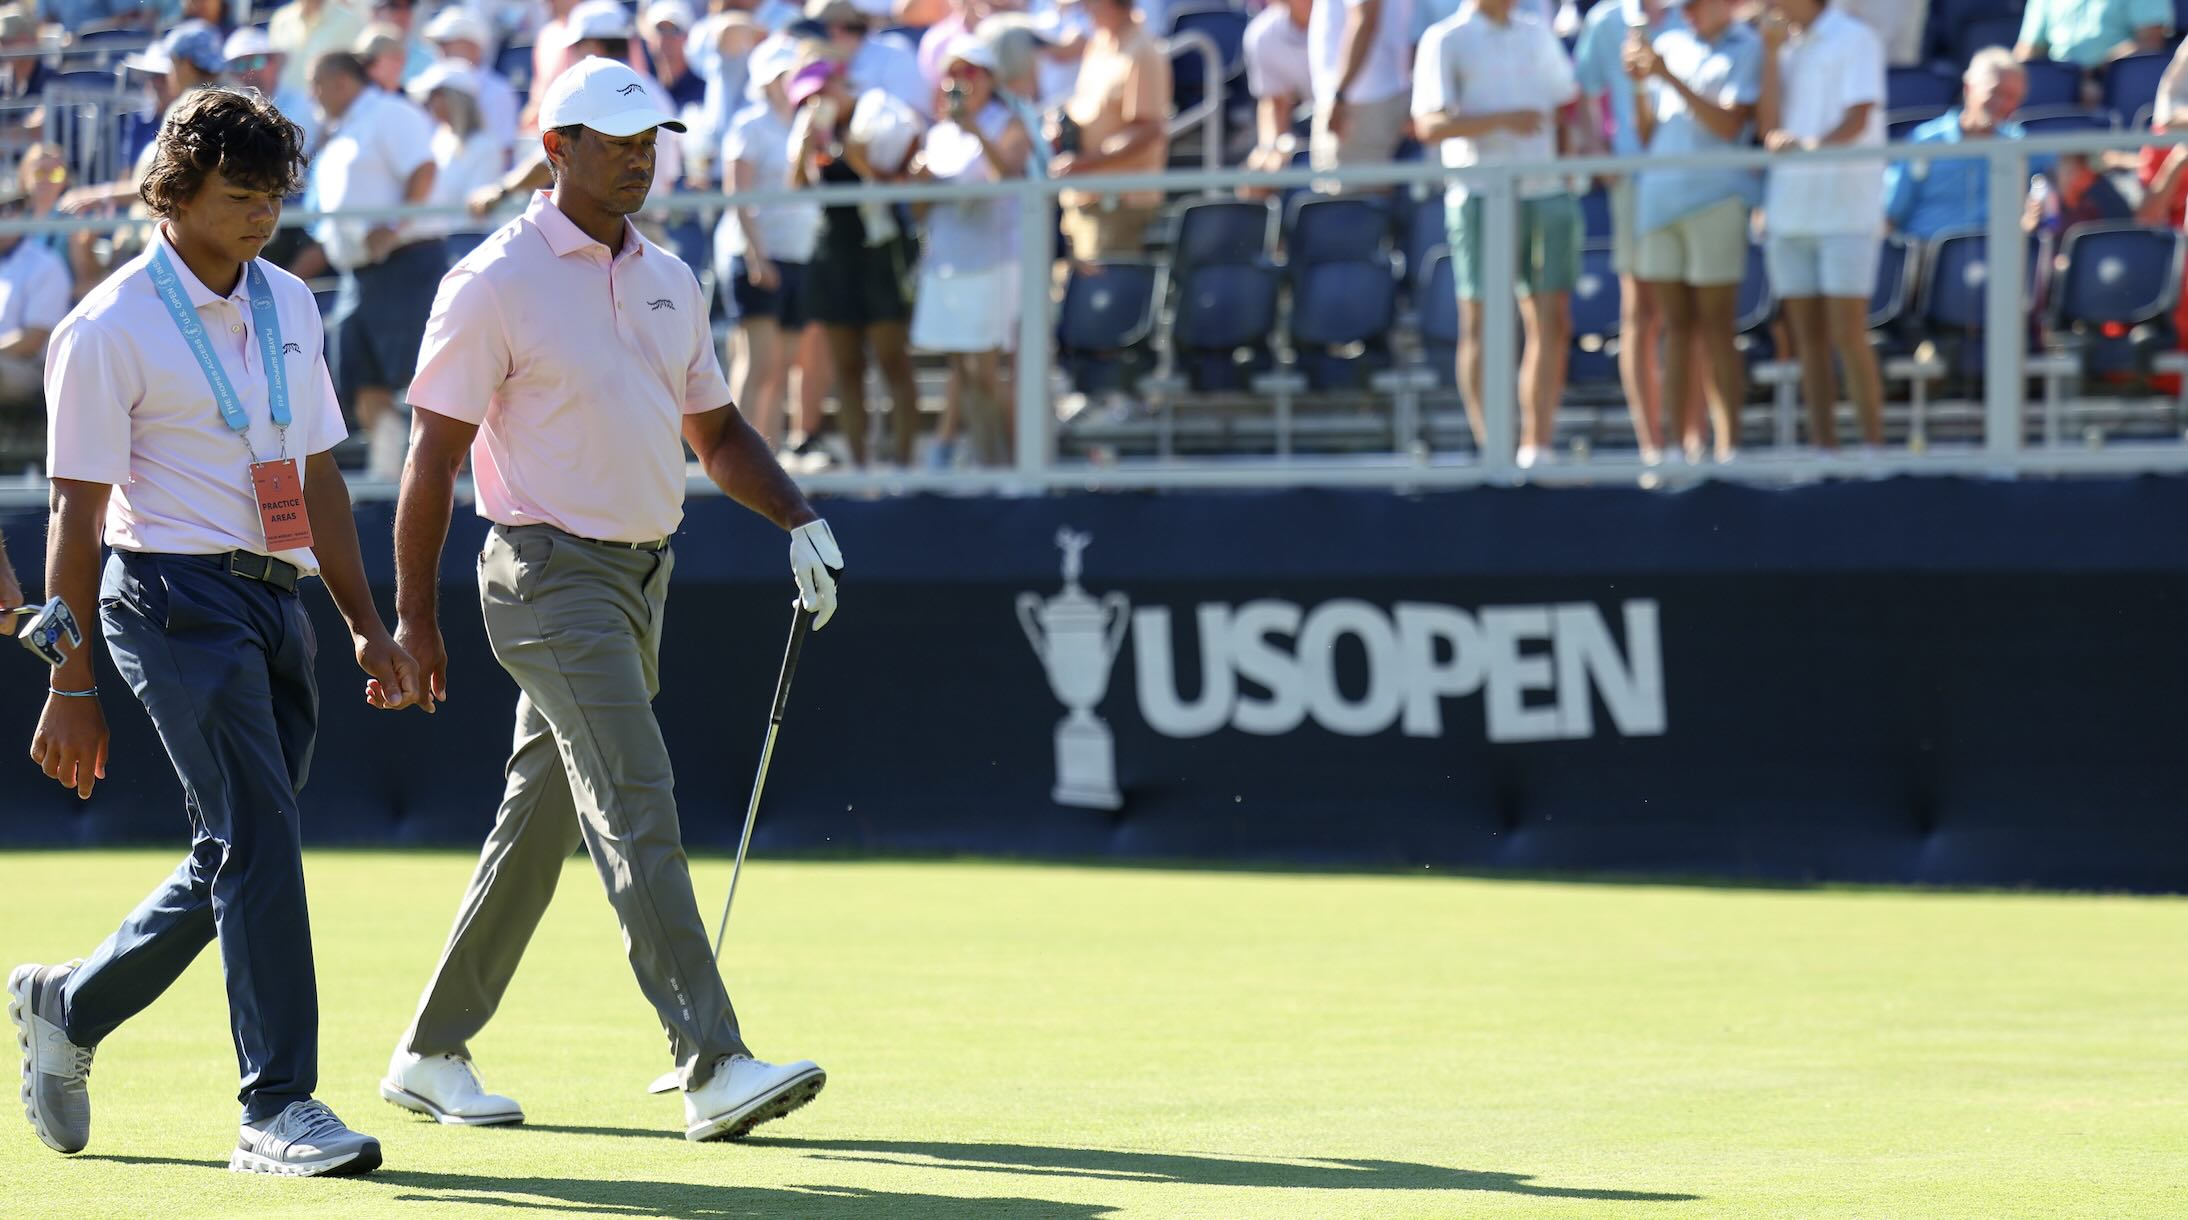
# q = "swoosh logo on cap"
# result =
<box><xmin>616</xmin><ymin>83</ymin><xmax>643</xmax><ymax>95</ymax></box>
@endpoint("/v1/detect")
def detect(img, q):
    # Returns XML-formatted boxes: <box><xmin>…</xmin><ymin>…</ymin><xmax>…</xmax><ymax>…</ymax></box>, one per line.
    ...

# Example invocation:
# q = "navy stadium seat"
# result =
<box><xmin>2050</xmin><ymin>223</ymin><xmax>2185</xmax><ymax>376</ymax></box>
<box><xmin>496</xmin><ymin>42</ymin><xmax>533</xmax><ymax>93</ymax></box>
<box><xmin>2020</xmin><ymin>59</ymin><xmax>2083</xmax><ymax>111</ymax></box>
<box><xmin>1916</xmin><ymin>228</ymin><xmax>2047</xmax><ymax>377</ymax></box>
<box><xmin>1399</xmin><ymin>188</ymin><xmax>1445</xmax><ymax>287</ymax></box>
<box><xmin>1954</xmin><ymin>15</ymin><xmax>2021</xmax><ymax>67</ymax></box>
<box><xmin>1735</xmin><ymin>242</ymin><xmax>1771</xmax><ymax>336</ymax></box>
<box><xmin>1171</xmin><ymin>261</ymin><xmax>1280</xmax><ymax>393</ymax></box>
<box><xmin>1286</xmin><ymin>194</ymin><xmax>1391</xmax><ymax>268</ymax></box>
<box><xmin>2015</xmin><ymin>106</ymin><xmax>2116</xmax><ymax>135</ymax></box>
<box><xmin>1057</xmin><ymin>261</ymin><xmax>1165</xmax><ymax>395</ymax></box>
<box><xmin>1169</xmin><ymin>4</ymin><xmax>1248</xmax><ymax>82</ymax></box>
<box><xmin>2104</xmin><ymin>52</ymin><xmax>2170</xmax><ymax>126</ymax></box>
<box><xmin>1170</xmin><ymin>198</ymin><xmax>1276</xmax><ymax>274</ymax></box>
<box><xmin>1417</xmin><ymin>247</ymin><xmax>1461</xmax><ymax>389</ymax></box>
<box><xmin>1887</xmin><ymin>106</ymin><xmax>1949</xmax><ymax>141</ymax></box>
<box><xmin>1887</xmin><ymin>67</ymin><xmax>1959</xmax><ymax>112</ymax></box>
<box><xmin>1579</xmin><ymin>185</ymin><xmax>1612</xmax><ymax>242</ymax></box>
<box><xmin>1287</xmin><ymin>258</ymin><xmax>1397</xmax><ymax>391</ymax></box>
<box><xmin>1871</xmin><ymin>233</ymin><xmax>1917</xmax><ymax>331</ymax></box>
<box><xmin>1569</xmin><ymin>242</ymin><xmax>1621</xmax><ymax>392</ymax></box>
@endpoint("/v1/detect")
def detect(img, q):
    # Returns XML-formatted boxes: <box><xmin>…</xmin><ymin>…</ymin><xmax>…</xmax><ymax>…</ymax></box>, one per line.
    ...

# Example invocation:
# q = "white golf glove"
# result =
<box><xmin>789</xmin><ymin>519</ymin><xmax>845</xmax><ymax>629</ymax></box>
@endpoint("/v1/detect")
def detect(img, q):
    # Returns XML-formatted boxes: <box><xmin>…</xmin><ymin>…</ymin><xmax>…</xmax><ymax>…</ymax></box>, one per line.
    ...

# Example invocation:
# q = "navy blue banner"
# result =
<box><xmin>5</xmin><ymin>477</ymin><xmax>2188</xmax><ymax>890</ymax></box>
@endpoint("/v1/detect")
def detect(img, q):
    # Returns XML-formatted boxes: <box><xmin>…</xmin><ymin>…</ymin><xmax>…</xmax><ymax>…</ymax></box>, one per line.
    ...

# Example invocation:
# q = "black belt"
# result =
<box><xmin>501</xmin><ymin>523</ymin><xmax>668</xmax><ymax>552</ymax></box>
<box><xmin>225</xmin><ymin>551</ymin><xmax>299</xmax><ymax>593</ymax></box>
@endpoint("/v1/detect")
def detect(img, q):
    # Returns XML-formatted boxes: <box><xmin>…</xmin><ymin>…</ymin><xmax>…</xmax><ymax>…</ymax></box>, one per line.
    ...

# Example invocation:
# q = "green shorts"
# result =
<box><xmin>1446</xmin><ymin>193</ymin><xmax>1584</xmax><ymax>302</ymax></box>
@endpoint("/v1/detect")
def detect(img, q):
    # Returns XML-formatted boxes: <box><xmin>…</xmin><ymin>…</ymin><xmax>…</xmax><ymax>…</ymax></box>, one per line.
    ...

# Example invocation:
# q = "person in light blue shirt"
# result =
<box><xmin>1629</xmin><ymin>0</ymin><xmax>1756</xmax><ymax>463</ymax></box>
<box><xmin>1574</xmin><ymin>0</ymin><xmax>1686</xmax><ymax>464</ymax></box>
<box><xmin>2016</xmin><ymin>0</ymin><xmax>2170</xmax><ymax>69</ymax></box>
<box><xmin>1885</xmin><ymin>51</ymin><xmax>2039</xmax><ymax>240</ymax></box>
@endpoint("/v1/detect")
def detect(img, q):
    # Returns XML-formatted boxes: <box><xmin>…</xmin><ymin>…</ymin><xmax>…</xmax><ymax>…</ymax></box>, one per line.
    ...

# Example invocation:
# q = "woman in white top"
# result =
<box><xmin>907</xmin><ymin>37</ymin><xmax>1031</xmax><ymax>467</ymax></box>
<box><xmin>715</xmin><ymin>42</ymin><xmax>820</xmax><ymax>450</ymax></box>
<box><xmin>407</xmin><ymin>61</ymin><xmax>509</xmax><ymax>264</ymax></box>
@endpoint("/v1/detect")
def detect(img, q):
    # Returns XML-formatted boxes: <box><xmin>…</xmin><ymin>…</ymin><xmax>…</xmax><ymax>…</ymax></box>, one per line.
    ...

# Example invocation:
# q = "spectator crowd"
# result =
<box><xmin>0</xmin><ymin>0</ymin><xmax>2182</xmax><ymax>472</ymax></box>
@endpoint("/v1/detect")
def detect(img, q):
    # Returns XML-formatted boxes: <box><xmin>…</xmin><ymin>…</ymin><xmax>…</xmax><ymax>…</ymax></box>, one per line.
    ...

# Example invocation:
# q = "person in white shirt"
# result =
<box><xmin>308</xmin><ymin>50</ymin><xmax>440</xmax><ymax>479</ymax></box>
<box><xmin>18</xmin><ymin>85</ymin><xmax>415</xmax><ymax>1179</ymax></box>
<box><xmin>406</xmin><ymin>61</ymin><xmax>507</xmax><ymax>262</ymax></box>
<box><xmin>1242</xmin><ymin>0</ymin><xmax>1311</xmax><ymax>195</ymax></box>
<box><xmin>1308</xmin><ymin>0</ymin><xmax>1414</xmax><ymax>178</ymax></box>
<box><xmin>422</xmin><ymin>7</ymin><xmax>521</xmax><ymax>156</ymax></box>
<box><xmin>715</xmin><ymin>40</ymin><xmax>820</xmax><ymax>448</ymax></box>
<box><xmin>908</xmin><ymin>36</ymin><xmax>1034</xmax><ymax>466</ymax></box>
<box><xmin>1758</xmin><ymin>0</ymin><xmax>1885</xmax><ymax>452</ymax></box>
<box><xmin>1412</xmin><ymin>0</ymin><xmax>1581</xmax><ymax>466</ymax></box>
<box><xmin>0</xmin><ymin>188</ymin><xmax>71</xmax><ymax>412</ymax></box>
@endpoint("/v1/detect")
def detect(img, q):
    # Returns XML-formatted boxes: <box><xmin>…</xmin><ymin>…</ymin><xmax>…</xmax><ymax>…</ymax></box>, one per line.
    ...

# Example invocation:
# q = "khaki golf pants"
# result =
<box><xmin>401</xmin><ymin>524</ymin><xmax>749</xmax><ymax>1089</ymax></box>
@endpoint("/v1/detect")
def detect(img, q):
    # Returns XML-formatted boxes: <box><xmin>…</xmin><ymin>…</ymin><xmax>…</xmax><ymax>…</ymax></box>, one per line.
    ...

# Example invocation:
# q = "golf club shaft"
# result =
<box><xmin>710</xmin><ymin>603</ymin><xmax>814</xmax><ymax>961</ymax></box>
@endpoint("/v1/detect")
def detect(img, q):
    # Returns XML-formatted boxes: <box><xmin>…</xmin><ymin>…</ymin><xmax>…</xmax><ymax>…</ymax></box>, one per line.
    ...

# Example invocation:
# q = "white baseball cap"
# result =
<box><xmin>539</xmin><ymin>55</ymin><xmax>687</xmax><ymax>136</ymax></box>
<box><xmin>641</xmin><ymin>0</ymin><xmax>696</xmax><ymax>31</ymax></box>
<box><xmin>567</xmin><ymin>0</ymin><xmax>636</xmax><ymax>40</ymax></box>
<box><xmin>406</xmin><ymin>58</ymin><xmax>482</xmax><ymax>102</ymax></box>
<box><xmin>747</xmin><ymin>36</ymin><xmax>801</xmax><ymax>90</ymax></box>
<box><xmin>222</xmin><ymin>25</ymin><xmax>273</xmax><ymax>61</ymax></box>
<box><xmin>422</xmin><ymin>7</ymin><xmax>491</xmax><ymax>46</ymax></box>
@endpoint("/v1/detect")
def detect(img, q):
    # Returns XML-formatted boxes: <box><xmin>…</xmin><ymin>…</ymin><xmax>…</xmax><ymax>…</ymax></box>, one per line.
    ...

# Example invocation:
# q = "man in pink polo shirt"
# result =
<box><xmin>378</xmin><ymin>57</ymin><xmax>843</xmax><ymax>1143</ymax></box>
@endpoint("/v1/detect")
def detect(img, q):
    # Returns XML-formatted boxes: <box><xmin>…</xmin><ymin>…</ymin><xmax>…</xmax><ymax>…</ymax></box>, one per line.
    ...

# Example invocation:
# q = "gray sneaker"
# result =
<box><xmin>230</xmin><ymin>1099</ymin><xmax>382</xmax><ymax>1177</ymax></box>
<box><xmin>8</xmin><ymin>962</ymin><xmax>92</xmax><ymax>1155</ymax></box>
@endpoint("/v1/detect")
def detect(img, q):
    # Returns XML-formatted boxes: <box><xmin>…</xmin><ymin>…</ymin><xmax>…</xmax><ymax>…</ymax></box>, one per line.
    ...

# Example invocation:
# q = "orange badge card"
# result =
<box><xmin>251</xmin><ymin>458</ymin><xmax>314</xmax><ymax>551</ymax></box>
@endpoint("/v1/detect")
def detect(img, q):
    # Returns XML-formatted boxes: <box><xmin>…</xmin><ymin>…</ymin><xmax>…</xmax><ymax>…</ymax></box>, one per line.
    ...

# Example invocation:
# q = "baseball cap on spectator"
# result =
<box><xmin>568</xmin><ymin>0</ymin><xmax>638</xmax><ymax>41</ymax></box>
<box><xmin>804</xmin><ymin>0</ymin><xmax>866</xmax><ymax>27</ymax></box>
<box><xmin>222</xmin><ymin>25</ymin><xmax>274</xmax><ymax>62</ymax></box>
<box><xmin>748</xmin><ymin>38</ymin><xmax>803</xmax><ymax>91</ymax></box>
<box><xmin>784</xmin><ymin>58</ymin><xmax>841</xmax><ymax>109</ymax></box>
<box><xmin>849</xmin><ymin>87</ymin><xmax>924</xmax><ymax>174</ymax></box>
<box><xmin>540</xmin><ymin>55</ymin><xmax>688</xmax><ymax>135</ymax></box>
<box><xmin>406</xmin><ymin>58</ymin><xmax>482</xmax><ymax>103</ymax></box>
<box><xmin>0</xmin><ymin>5</ymin><xmax>33</xmax><ymax>42</ymax></box>
<box><xmin>642</xmin><ymin>0</ymin><xmax>696</xmax><ymax>32</ymax></box>
<box><xmin>125</xmin><ymin>21</ymin><xmax>227</xmax><ymax>75</ymax></box>
<box><xmin>944</xmin><ymin>32</ymin><xmax>998</xmax><ymax>73</ymax></box>
<box><xmin>421</xmin><ymin>7</ymin><xmax>491</xmax><ymax>48</ymax></box>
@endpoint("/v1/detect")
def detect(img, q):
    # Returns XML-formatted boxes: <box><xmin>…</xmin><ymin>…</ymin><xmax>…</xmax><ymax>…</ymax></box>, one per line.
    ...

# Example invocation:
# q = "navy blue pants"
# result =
<box><xmin>58</xmin><ymin>552</ymin><xmax>321</xmax><ymax>1123</ymax></box>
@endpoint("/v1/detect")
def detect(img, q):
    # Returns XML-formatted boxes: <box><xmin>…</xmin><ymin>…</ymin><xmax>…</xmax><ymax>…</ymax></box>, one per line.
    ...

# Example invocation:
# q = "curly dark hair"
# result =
<box><xmin>139</xmin><ymin>86</ymin><xmax>307</xmax><ymax>218</ymax></box>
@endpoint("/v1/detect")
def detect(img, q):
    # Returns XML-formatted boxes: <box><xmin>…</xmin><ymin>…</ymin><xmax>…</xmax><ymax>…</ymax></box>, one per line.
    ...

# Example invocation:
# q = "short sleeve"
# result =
<box><xmin>1411</xmin><ymin>27</ymin><xmax>1450</xmax><ymax>117</ymax></box>
<box><xmin>2130</xmin><ymin>0</ymin><xmax>2174</xmax><ymax>33</ymax></box>
<box><xmin>1842</xmin><ymin>23</ymin><xmax>1884</xmax><ymax>108</ymax></box>
<box><xmin>1542</xmin><ymin>29</ymin><xmax>1580</xmax><ymax>106</ymax></box>
<box><xmin>1725</xmin><ymin>37</ymin><xmax>1763</xmax><ymax>107</ymax></box>
<box><xmin>381</xmin><ymin>99</ymin><xmax>436</xmax><ymax>181</ymax></box>
<box><xmin>44</xmin><ymin>317</ymin><xmax>139</xmax><ymax>485</ymax></box>
<box><xmin>406</xmin><ymin>265</ymin><xmax>509</xmax><ymax>426</ymax></box>
<box><xmin>306</xmin><ymin>358</ymin><xmax>347</xmax><ymax>456</ymax></box>
<box><xmin>23</xmin><ymin>253</ymin><xmax>70</xmax><ymax>330</ymax></box>
<box><xmin>1243</xmin><ymin>14</ymin><xmax>1278</xmax><ymax>98</ymax></box>
<box><xmin>682</xmin><ymin>272</ymin><xmax>731</xmax><ymax>415</ymax></box>
<box><xmin>2017</xmin><ymin>0</ymin><xmax>2046</xmax><ymax>50</ymax></box>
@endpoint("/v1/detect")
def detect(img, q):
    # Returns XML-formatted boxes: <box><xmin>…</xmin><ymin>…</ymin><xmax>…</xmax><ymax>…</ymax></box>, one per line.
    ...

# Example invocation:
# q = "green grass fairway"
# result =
<box><xmin>4</xmin><ymin>852</ymin><xmax>2188</xmax><ymax>1218</ymax></box>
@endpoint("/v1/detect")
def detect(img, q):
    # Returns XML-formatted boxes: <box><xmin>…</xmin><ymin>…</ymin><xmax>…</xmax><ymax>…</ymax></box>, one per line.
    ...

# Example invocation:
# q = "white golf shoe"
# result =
<box><xmin>683</xmin><ymin>1054</ymin><xmax>826</xmax><ymax>1142</ymax></box>
<box><xmin>380</xmin><ymin>1050</ymin><xmax>525</xmax><ymax>1126</ymax></box>
<box><xmin>230</xmin><ymin>1099</ymin><xmax>382</xmax><ymax>1177</ymax></box>
<box><xmin>9</xmin><ymin>962</ymin><xmax>93</xmax><ymax>1154</ymax></box>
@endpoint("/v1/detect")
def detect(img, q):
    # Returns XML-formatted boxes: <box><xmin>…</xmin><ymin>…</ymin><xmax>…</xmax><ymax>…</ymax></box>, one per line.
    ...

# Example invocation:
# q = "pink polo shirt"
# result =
<box><xmin>406</xmin><ymin>192</ymin><xmax>731</xmax><ymax>544</ymax></box>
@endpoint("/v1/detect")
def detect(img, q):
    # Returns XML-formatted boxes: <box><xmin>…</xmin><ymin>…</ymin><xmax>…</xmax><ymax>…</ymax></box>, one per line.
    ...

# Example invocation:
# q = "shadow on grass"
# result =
<box><xmin>474</xmin><ymin>1131</ymin><xmax>1701</xmax><ymax>1202</ymax></box>
<box><xmin>79</xmin><ymin>1157</ymin><xmax>1115</xmax><ymax>1218</ymax></box>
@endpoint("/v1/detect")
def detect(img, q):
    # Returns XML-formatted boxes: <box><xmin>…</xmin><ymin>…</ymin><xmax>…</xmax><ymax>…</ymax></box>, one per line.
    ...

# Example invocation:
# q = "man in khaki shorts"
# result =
<box><xmin>1627</xmin><ymin>0</ymin><xmax>1762</xmax><ymax>463</ymax></box>
<box><xmin>1053</xmin><ymin>0</ymin><xmax>1170</xmax><ymax>259</ymax></box>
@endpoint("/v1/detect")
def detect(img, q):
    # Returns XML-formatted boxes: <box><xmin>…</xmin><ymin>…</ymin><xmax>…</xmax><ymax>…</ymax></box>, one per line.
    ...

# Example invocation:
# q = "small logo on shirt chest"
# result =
<box><xmin>646</xmin><ymin>299</ymin><xmax>675</xmax><ymax>311</ymax></box>
<box><xmin>282</xmin><ymin>342</ymin><xmax>302</xmax><ymax>354</ymax></box>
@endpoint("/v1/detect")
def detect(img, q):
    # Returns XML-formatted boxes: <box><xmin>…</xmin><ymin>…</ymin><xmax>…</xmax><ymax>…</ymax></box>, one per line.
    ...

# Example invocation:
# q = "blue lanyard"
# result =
<box><xmin>148</xmin><ymin>246</ymin><xmax>291</xmax><ymax>444</ymax></box>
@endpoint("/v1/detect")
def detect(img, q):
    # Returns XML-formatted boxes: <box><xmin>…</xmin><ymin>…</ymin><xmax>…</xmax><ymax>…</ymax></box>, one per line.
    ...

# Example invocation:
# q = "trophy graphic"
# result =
<box><xmin>1018</xmin><ymin>528</ymin><xmax>1131</xmax><ymax>810</ymax></box>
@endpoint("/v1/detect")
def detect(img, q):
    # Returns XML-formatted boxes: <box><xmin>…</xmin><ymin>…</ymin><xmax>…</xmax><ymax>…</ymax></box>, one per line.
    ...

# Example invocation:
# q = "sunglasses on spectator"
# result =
<box><xmin>832</xmin><ymin>22</ymin><xmax>869</xmax><ymax>34</ymax></box>
<box><xmin>230</xmin><ymin>55</ymin><xmax>269</xmax><ymax>71</ymax></box>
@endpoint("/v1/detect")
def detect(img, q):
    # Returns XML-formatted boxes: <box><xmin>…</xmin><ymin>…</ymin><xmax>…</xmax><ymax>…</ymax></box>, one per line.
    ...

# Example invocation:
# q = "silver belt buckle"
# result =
<box><xmin>11</xmin><ymin>598</ymin><xmax>83</xmax><ymax>666</ymax></box>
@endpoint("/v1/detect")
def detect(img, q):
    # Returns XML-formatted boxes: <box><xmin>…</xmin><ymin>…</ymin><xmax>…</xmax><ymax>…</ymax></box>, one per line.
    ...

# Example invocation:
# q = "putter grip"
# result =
<box><xmin>771</xmin><ymin>602</ymin><xmax>814</xmax><ymax>724</ymax></box>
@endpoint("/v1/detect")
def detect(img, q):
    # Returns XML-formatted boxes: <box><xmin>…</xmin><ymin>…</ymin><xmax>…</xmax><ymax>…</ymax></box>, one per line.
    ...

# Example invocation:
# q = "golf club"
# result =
<box><xmin>648</xmin><ymin>600</ymin><xmax>815</xmax><ymax>1094</ymax></box>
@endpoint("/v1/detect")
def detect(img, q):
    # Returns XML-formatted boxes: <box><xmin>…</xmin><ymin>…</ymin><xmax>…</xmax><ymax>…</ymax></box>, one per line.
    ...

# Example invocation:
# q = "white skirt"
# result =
<box><xmin>910</xmin><ymin>263</ymin><xmax>1019</xmax><ymax>354</ymax></box>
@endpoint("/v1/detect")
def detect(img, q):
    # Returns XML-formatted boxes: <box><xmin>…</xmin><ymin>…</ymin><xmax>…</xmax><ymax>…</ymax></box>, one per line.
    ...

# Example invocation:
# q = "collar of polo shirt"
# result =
<box><xmin>152</xmin><ymin>223</ymin><xmax>250</xmax><ymax>309</ymax></box>
<box><xmin>527</xmin><ymin>190</ymin><xmax>645</xmax><ymax>258</ymax></box>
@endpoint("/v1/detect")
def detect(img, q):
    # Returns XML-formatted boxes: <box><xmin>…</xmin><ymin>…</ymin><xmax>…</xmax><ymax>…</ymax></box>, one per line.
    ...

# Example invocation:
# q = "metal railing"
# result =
<box><xmin>3</xmin><ymin>128</ymin><xmax>2187</xmax><ymax>505</ymax></box>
